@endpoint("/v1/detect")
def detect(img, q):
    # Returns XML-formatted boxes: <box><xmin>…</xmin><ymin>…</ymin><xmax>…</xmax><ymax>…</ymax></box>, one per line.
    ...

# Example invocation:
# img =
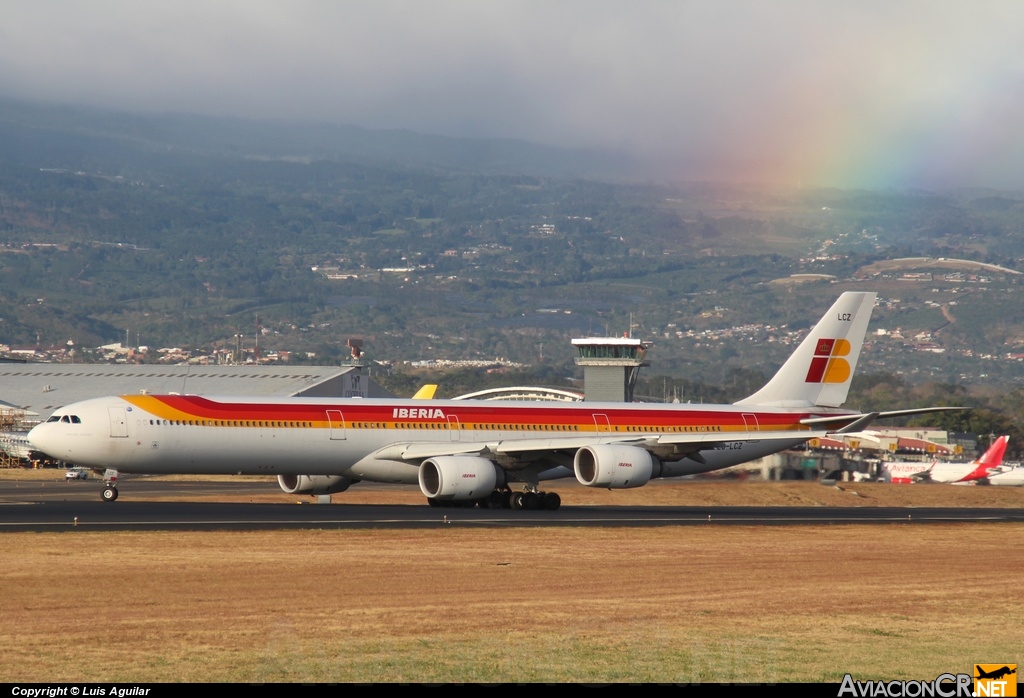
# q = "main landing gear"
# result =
<box><xmin>507</xmin><ymin>490</ymin><xmax>560</xmax><ymax>511</ymax></box>
<box><xmin>426</xmin><ymin>487</ymin><xmax>561</xmax><ymax>511</ymax></box>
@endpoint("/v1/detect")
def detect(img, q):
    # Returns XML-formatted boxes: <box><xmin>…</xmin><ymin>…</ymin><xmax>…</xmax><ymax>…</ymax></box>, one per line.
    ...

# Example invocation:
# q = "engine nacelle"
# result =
<box><xmin>418</xmin><ymin>456</ymin><xmax>503</xmax><ymax>500</ymax></box>
<box><xmin>277</xmin><ymin>474</ymin><xmax>356</xmax><ymax>496</ymax></box>
<box><xmin>574</xmin><ymin>444</ymin><xmax>655</xmax><ymax>489</ymax></box>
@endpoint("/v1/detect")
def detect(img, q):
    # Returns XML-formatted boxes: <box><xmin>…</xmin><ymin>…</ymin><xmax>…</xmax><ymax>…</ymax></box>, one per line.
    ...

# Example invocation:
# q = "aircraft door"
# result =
<box><xmin>326</xmin><ymin>410</ymin><xmax>346</xmax><ymax>440</ymax></box>
<box><xmin>742</xmin><ymin>413</ymin><xmax>760</xmax><ymax>442</ymax></box>
<box><xmin>592</xmin><ymin>413</ymin><xmax>611</xmax><ymax>434</ymax></box>
<box><xmin>447</xmin><ymin>415</ymin><xmax>461</xmax><ymax>442</ymax></box>
<box><xmin>108</xmin><ymin>407</ymin><xmax>129</xmax><ymax>438</ymax></box>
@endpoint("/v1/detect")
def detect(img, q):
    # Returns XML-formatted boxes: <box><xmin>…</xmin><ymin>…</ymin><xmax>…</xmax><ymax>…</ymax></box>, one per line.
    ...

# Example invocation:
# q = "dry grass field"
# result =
<box><xmin>3</xmin><ymin>522</ymin><xmax>1022</xmax><ymax>683</ymax></box>
<box><xmin>3</xmin><ymin>471</ymin><xmax>1022</xmax><ymax>682</ymax></box>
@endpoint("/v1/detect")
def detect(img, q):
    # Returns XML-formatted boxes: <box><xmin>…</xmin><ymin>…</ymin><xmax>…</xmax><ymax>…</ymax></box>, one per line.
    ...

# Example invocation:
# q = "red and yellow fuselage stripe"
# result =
<box><xmin>121</xmin><ymin>395</ymin><xmax>816</xmax><ymax>434</ymax></box>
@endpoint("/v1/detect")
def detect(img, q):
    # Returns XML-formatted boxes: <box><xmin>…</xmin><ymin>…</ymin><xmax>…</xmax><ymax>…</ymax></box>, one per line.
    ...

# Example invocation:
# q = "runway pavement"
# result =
<box><xmin>2</xmin><ymin>479</ymin><xmax>1023</xmax><ymax>531</ymax></box>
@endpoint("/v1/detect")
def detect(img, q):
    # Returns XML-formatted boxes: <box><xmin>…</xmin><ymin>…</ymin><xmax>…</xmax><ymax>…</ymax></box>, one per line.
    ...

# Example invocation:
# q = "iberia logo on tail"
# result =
<box><xmin>805</xmin><ymin>338</ymin><xmax>852</xmax><ymax>384</ymax></box>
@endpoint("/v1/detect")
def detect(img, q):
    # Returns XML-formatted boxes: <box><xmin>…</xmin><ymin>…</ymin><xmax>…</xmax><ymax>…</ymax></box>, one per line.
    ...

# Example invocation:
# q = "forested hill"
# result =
<box><xmin>0</xmin><ymin>98</ymin><xmax>634</xmax><ymax>179</ymax></box>
<box><xmin>2</xmin><ymin>98</ymin><xmax>1024</xmax><ymax>401</ymax></box>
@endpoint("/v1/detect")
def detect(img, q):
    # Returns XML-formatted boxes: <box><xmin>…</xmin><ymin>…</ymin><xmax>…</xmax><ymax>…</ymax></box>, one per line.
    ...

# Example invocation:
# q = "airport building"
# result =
<box><xmin>0</xmin><ymin>363</ymin><xmax>391</xmax><ymax>423</ymax></box>
<box><xmin>571</xmin><ymin>336</ymin><xmax>650</xmax><ymax>402</ymax></box>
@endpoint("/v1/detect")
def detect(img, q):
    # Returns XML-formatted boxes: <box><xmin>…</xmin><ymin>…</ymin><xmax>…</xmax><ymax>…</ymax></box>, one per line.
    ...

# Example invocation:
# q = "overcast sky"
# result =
<box><xmin>2</xmin><ymin>1</ymin><xmax>1023</xmax><ymax>189</ymax></box>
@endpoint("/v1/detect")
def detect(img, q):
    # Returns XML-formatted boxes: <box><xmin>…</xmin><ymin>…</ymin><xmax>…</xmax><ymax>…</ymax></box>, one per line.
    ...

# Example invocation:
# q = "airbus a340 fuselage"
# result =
<box><xmin>28</xmin><ymin>291</ymin><xmax>960</xmax><ymax>507</ymax></box>
<box><xmin>32</xmin><ymin>393</ymin><xmax>827</xmax><ymax>478</ymax></box>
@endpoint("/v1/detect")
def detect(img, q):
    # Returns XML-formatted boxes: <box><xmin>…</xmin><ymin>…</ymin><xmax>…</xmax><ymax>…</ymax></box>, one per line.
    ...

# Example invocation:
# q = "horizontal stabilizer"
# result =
<box><xmin>800</xmin><ymin>406</ymin><xmax>968</xmax><ymax>432</ymax></box>
<box><xmin>828</xmin><ymin>431</ymin><xmax>882</xmax><ymax>444</ymax></box>
<box><xmin>832</xmin><ymin>413</ymin><xmax>879</xmax><ymax>434</ymax></box>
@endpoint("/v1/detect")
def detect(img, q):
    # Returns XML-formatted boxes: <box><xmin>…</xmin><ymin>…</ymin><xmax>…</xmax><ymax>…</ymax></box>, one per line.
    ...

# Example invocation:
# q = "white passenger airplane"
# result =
<box><xmin>26</xmin><ymin>292</ymin><xmax>957</xmax><ymax>508</ymax></box>
<box><xmin>986</xmin><ymin>464</ymin><xmax>1024</xmax><ymax>486</ymax></box>
<box><xmin>879</xmin><ymin>435</ymin><xmax>1009</xmax><ymax>484</ymax></box>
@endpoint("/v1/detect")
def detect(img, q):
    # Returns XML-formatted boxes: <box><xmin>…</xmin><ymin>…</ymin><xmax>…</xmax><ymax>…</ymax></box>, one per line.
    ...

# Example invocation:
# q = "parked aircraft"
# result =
<box><xmin>879</xmin><ymin>435</ymin><xmax>1009</xmax><ymax>484</ymax></box>
<box><xmin>985</xmin><ymin>464</ymin><xmax>1024</xmax><ymax>486</ymax></box>
<box><xmin>27</xmin><ymin>292</ymin><xmax>958</xmax><ymax>508</ymax></box>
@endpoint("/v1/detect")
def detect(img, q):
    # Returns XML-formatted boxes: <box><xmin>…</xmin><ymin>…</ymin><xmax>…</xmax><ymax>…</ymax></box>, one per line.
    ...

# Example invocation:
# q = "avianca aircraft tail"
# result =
<box><xmin>950</xmin><ymin>435</ymin><xmax>1011</xmax><ymax>484</ymax></box>
<box><xmin>965</xmin><ymin>435</ymin><xmax>1010</xmax><ymax>481</ymax></box>
<box><xmin>737</xmin><ymin>292</ymin><xmax>876</xmax><ymax>408</ymax></box>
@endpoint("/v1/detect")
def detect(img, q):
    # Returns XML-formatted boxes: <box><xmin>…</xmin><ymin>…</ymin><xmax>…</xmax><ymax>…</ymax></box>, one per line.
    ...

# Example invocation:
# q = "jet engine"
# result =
<box><xmin>277</xmin><ymin>474</ymin><xmax>357</xmax><ymax>495</ymax></box>
<box><xmin>418</xmin><ymin>456</ymin><xmax>503</xmax><ymax>500</ymax></box>
<box><xmin>573</xmin><ymin>444</ymin><xmax>655</xmax><ymax>489</ymax></box>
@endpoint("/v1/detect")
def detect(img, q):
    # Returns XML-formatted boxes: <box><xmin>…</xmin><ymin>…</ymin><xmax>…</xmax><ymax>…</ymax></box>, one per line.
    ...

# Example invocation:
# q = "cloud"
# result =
<box><xmin>2</xmin><ymin>1</ymin><xmax>1023</xmax><ymax>188</ymax></box>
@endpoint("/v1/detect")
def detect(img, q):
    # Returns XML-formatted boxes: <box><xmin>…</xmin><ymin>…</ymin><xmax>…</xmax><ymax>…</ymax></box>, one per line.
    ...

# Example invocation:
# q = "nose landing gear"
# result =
<box><xmin>100</xmin><ymin>469</ymin><xmax>119</xmax><ymax>502</ymax></box>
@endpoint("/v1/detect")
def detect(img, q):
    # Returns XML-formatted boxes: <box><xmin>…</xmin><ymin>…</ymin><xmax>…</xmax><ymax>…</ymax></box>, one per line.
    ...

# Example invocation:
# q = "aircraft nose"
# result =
<box><xmin>27</xmin><ymin>423</ymin><xmax>61</xmax><ymax>459</ymax></box>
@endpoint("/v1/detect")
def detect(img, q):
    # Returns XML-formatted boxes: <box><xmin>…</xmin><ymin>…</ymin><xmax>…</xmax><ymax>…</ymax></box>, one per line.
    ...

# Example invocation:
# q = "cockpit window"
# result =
<box><xmin>70</xmin><ymin>415</ymin><xmax>81</xmax><ymax>424</ymax></box>
<box><xmin>60</xmin><ymin>415</ymin><xmax>71</xmax><ymax>423</ymax></box>
<box><xmin>46</xmin><ymin>415</ymin><xmax>60</xmax><ymax>423</ymax></box>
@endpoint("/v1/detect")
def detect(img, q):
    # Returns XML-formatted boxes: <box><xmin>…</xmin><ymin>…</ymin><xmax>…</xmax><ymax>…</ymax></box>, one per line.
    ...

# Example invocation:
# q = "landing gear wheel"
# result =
<box><xmin>509</xmin><ymin>492</ymin><xmax>524</xmax><ymax>510</ymax></box>
<box><xmin>521</xmin><ymin>492</ymin><xmax>539</xmax><ymax>510</ymax></box>
<box><xmin>542</xmin><ymin>492</ymin><xmax>561</xmax><ymax>511</ymax></box>
<box><xmin>101</xmin><ymin>486</ymin><xmax>119</xmax><ymax>502</ymax></box>
<box><xmin>485</xmin><ymin>490</ymin><xmax>505</xmax><ymax>509</ymax></box>
<box><xmin>427</xmin><ymin>497</ymin><xmax>441</xmax><ymax>508</ymax></box>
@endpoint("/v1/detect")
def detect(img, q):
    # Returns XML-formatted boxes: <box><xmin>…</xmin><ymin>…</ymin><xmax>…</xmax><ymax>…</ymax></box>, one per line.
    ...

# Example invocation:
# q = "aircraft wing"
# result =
<box><xmin>373</xmin><ymin>442</ymin><xmax>491</xmax><ymax>460</ymax></box>
<box><xmin>653</xmin><ymin>430</ymin><xmax>827</xmax><ymax>446</ymax></box>
<box><xmin>373</xmin><ymin>429</ymin><xmax>828</xmax><ymax>462</ymax></box>
<box><xmin>910</xmin><ymin>464</ymin><xmax>936</xmax><ymax>482</ymax></box>
<box><xmin>374</xmin><ymin>437</ymin><xmax>631</xmax><ymax>461</ymax></box>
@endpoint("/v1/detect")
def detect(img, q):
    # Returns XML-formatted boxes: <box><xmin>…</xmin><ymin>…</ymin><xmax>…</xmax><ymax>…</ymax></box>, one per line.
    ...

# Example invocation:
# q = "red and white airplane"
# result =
<box><xmin>986</xmin><ymin>464</ymin><xmax>1024</xmax><ymax>486</ymax></box>
<box><xmin>879</xmin><ymin>435</ymin><xmax>1009</xmax><ymax>484</ymax></box>
<box><xmin>27</xmin><ymin>291</ymin><xmax>956</xmax><ymax>507</ymax></box>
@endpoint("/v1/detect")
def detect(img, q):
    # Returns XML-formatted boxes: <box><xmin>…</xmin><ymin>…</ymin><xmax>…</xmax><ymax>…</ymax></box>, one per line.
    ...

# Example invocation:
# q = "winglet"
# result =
<box><xmin>736</xmin><ymin>292</ymin><xmax>876</xmax><ymax>408</ymax></box>
<box><xmin>412</xmin><ymin>384</ymin><xmax>438</xmax><ymax>399</ymax></box>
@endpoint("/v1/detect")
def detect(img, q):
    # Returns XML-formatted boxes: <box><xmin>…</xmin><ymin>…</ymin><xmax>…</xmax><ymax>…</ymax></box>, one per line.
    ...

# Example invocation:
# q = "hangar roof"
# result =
<box><xmin>0</xmin><ymin>364</ymin><xmax>391</xmax><ymax>422</ymax></box>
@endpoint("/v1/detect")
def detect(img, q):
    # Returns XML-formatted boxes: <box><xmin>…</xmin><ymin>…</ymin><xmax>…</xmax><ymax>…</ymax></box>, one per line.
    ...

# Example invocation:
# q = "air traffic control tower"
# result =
<box><xmin>572</xmin><ymin>336</ymin><xmax>650</xmax><ymax>402</ymax></box>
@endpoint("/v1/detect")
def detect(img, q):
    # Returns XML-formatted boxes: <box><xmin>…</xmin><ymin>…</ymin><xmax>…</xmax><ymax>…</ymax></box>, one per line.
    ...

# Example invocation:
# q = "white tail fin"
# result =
<box><xmin>736</xmin><ymin>292</ymin><xmax>876</xmax><ymax>408</ymax></box>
